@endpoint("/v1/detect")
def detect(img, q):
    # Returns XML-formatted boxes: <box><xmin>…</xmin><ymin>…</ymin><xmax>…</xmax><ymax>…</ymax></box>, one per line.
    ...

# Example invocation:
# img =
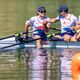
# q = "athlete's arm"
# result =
<box><xmin>73</xmin><ymin>22</ymin><xmax>80</xmax><ymax>30</ymax></box>
<box><xmin>50</xmin><ymin>18</ymin><xmax>58</xmax><ymax>23</ymax></box>
<box><xmin>24</xmin><ymin>21</ymin><xmax>31</xmax><ymax>38</ymax></box>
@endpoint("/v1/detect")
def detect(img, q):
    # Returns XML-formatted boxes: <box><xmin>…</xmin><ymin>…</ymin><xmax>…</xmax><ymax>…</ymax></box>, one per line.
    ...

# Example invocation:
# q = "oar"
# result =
<box><xmin>50</xmin><ymin>27</ymin><xmax>61</xmax><ymax>31</ymax></box>
<box><xmin>0</xmin><ymin>28</ymin><xmax>76</xmax><ymax>49</ymax></box>
<box><xmin>0</xmin><ymin>33</ymin><xmax>64</xmax><ymax>50</ymax></box>
<box><xmin>0</xmin><ymin>28</ymin><xmax>60</xmax><ymax>41</ymax></box>
<box><xmin>0</xmin><ymin>37</ymin><xmax>45</xmax><ymax>50</ymax></box>
<box><xmin>50</xmin><ymin>27</ymin><xmax>76</xmax><ymax>35</ymax></box>
<box><xmin>0</xmin><ymin>31</ymin><xmax>33</xmax><ymax>41</ymax></box>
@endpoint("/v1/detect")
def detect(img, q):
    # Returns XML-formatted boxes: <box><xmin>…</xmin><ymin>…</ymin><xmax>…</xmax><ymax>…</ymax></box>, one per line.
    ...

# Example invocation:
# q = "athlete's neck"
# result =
<box><xmin>38</xmin><ymin>15</ymin><xmax>45</xmax><ymax>19</ymax></box>
<box><xmin>64</xmin><ymin>13</ymin><xmax>68</xmax><ymax>18</ymax></box>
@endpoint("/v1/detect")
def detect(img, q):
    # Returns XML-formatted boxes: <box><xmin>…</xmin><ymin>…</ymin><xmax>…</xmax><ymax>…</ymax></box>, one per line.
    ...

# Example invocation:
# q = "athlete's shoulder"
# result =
<box><xmin>70</xmin><ymin>14</ymin><xmax>78</xmax><ymax>23</ymax></box>
<box><xmin>26</xmin><ymin>16</ymin><xmax>37</xmax><ymax>24</ymax></box>
<box><xmin>68</xmin><ymin>14</ymin><xmax>78</xmax><ymax>20</ymax></box>
<box><xmin>56</xmin><ymin>15</ymin><xmax>64</xmax><ymax>20</ymax></box>
<box><xmin>30</xmin><ymin>16</ymin><xmax>37</xmax><ymax>20</ymax></box>
<box><xmin>69</xmin><ymin>13</ymin><xmax>77</xmax><ymax>18</ymax></box>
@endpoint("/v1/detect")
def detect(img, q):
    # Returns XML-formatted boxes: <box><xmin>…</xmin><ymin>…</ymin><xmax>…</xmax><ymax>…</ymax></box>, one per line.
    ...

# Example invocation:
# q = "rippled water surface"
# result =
<box><xmin>0</xmin><ymin>48</ymin><xmax>80</xmax><ymax>80</ymax></box>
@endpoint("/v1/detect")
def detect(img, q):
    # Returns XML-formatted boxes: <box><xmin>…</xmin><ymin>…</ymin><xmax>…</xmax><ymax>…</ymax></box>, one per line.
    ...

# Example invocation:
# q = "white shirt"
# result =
<box><xmin>25</xmin><ymin>16</ymin><xmax>50</xmax><ymax>31</ymax></box>
<box><xmin>56</xmin><ymin>14</ymin><xmax>78</xmax><ymax>32</ymax></box>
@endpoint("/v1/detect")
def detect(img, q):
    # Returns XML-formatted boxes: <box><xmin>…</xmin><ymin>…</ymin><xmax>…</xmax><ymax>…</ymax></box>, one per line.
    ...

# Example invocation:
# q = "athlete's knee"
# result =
<box><xmin>76</xmin><ymin>32</ymin><xmax>80</xmax><ymax>40</ymax></box>
<box><xmin>63</xmin><ymin>35</ymin><xmax>71</xmax><ymax>41</ymax></box>
<box><xmin>70</xmin><ymin>36</ymin><xmax>77</xmax><ymax>41</ymax></box>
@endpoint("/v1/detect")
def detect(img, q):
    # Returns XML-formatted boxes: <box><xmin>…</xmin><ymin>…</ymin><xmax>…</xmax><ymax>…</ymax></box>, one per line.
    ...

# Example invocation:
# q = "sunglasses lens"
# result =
<box><xmin>40</xmin><ymin>11</ymin><xmax>46</xmax><ymax>13</ymax></box>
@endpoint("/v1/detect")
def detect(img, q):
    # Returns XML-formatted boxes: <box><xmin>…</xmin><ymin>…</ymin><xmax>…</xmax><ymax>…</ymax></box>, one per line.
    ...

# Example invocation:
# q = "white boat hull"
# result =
<box><xmin>0</xmin><ymin>37</ymin><xmax>80</xmax><ymax>50</ymax></box>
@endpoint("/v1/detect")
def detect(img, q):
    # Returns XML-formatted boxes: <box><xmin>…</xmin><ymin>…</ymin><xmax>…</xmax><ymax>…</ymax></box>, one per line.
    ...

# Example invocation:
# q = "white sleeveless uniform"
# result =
<box><xmin>56</xmin><ymin>14</ymin><xmax>78</xmax><ymax>33</ymax></box>
<box><xmin>26</xmin><ymin>16</ymin><xmax>50</xmax><ymax>31</ymax></box>
<box><xmin>25</xmin><ymin>16</ymin><xmax>50</xmax><ymax>41</ymax></box>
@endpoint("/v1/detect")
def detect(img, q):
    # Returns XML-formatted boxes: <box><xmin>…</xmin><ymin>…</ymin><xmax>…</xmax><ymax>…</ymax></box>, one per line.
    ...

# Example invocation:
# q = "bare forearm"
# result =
<box><xmin>24</xmin><ymin>23</ymin><xmax>30</xmax><ymax>38</ymax></box>
<box><xmin>46</xmin><ymin>23</ymin><xmax>51</xmax><ymax>29</ymax></box>
<box><xmin>50</xmin><ymin>18</ymin><xmax>58</xmax><ymax>23</ymax></box>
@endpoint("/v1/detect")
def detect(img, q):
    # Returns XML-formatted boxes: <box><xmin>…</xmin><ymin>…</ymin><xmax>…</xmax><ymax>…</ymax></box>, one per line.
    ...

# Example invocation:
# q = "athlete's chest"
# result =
<box><xmin>61</xmin><ymin>17</ymin><xmax>74</xmax><ymax>25</ymax></box>
<box><xmin>35</xmin><ymin>18</ymin><xmax>45</xmax><ymax>25</ymax></box>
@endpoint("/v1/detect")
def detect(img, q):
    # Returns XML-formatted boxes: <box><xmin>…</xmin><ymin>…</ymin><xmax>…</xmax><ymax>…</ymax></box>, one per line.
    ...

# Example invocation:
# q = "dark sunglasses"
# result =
<box><xmin>39</xmin><ymin>11</ymin><xmax>46</xmax><ymax>13</ymax></box>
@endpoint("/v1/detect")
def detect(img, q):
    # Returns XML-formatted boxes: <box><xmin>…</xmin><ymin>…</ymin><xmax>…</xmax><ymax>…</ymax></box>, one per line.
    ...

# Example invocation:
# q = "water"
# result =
<box><xmin>0</xmin><ymin>48</ymin><xmax>80</xmax><ymax>80</ymax></box>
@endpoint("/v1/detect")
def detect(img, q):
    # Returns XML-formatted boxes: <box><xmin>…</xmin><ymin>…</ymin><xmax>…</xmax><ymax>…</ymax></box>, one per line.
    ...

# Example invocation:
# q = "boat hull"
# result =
<box><xmin>0</xmin><ymin>37</ymin><xmax>80</xmax><ymax>50</ymax></box>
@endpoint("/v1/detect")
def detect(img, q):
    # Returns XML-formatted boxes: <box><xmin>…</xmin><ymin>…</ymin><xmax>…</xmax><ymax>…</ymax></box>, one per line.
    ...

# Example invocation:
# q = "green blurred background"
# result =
<box><xmin>0</xmin><ymin>0</ymin><xmax>80</xmax><ymax>37</ymax></box>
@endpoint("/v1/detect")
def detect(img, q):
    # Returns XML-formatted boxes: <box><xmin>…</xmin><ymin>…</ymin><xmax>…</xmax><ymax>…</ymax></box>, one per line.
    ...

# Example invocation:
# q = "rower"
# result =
<box><xmin>68</xmin><ymin>21</ymin><xmax>80</xmax><ymax>41</ymax></box>
<box><xmin>24</xmin><ymin>6</ymin><xmax>51</xmax><ymax>49</ymax></box>
<box><xmin>43</xmin><ymin>5</ymin><xmax>78</xmax><ymax>41</ymax></box>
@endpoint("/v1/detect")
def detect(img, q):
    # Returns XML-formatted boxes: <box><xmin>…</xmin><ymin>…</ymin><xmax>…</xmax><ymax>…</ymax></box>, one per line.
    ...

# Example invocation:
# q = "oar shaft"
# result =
<box><xmin>0</xmin><ymin>32</ymin><xmax>64</xmax><ymax>50</ymax></box>
<box><xmin>0</xmin><ymin>37</ymin><xmax>43</xmax><ymax>49</ymax></box>
<box><xmin>0</xmin><ymin>31</ymin><xmax>32</xmax><ymax>41</ymax></box>
<box><xmin>0</xmin><ymin>35</ymin><xmax>15</xmax><ymax>40</ymax></box>
<box><xmin>50</xmin><ymin>27</ymin><xmax>61</xmax><ymax>31</ymax></box>
<box><xmin>1</xmin><ymin>28</ymin><xmax>74</xmax><ymax>49</ymax></box>
<box><xmin>0</xmin><ymin>28</ymin><xmax>60</xmax><ymax>41</ymax></box>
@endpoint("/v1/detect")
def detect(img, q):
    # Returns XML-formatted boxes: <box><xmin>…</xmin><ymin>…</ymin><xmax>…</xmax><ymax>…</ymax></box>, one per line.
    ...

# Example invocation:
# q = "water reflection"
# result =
<box><xmin>1</xmin><ymin>48</ymin><xmax>80</xmax><ymax>80</ymax></box>
<box><xmin>24</xmin><ymin>48</ymin><xmax>60</xmax><ymax>80</ymax></box>
<box><xmin>28</xmin><ymin>49</ymin><xmax>47</xmax><ymax>80</ymax></box>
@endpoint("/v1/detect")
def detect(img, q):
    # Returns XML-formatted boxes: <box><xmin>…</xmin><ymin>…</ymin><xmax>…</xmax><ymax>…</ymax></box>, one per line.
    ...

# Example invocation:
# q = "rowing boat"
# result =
<box><xmin>0</xmin><ymin>36</ymin><xmax>80</xmax><ymax>50</ymax></box>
